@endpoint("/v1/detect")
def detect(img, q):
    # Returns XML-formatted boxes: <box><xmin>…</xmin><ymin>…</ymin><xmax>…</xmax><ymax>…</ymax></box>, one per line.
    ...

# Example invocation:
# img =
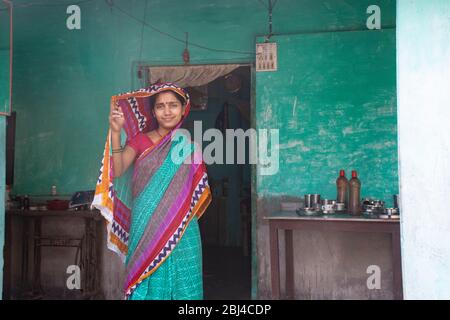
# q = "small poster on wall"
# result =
<box><xmin>256</xmin><ymin>42</ymin><xmax>278</xmax><ymax>72</ymax></box>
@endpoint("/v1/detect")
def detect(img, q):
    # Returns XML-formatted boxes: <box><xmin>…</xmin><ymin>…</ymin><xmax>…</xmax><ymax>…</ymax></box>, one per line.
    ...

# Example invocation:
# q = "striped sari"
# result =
<box><xmin>92</xmin><ymin>83</ymin><xmax>212</xmax><ymax>299</ymax></box>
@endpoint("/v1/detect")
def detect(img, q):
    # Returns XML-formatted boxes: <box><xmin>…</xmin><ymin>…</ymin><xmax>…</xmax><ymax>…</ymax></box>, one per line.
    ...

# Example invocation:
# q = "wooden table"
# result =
<box><xmin>4</xmin><ymin>209</ymin><xmax>103</xmax><ymax>299</ymax></box>
<box><xmin>264</xmin><ymin>211</ymin><xmax>403</xmax><ymax>300</ymax></box>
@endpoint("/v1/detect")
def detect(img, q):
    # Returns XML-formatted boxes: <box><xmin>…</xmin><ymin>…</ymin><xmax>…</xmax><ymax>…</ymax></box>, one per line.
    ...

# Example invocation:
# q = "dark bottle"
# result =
<box><xmin>336</xmin><ymin>170</ymin><xmax>349</xmax><ymax>208</ymax></box>
<box><xmin>348</xmin><ymin>171</ymin><xmax>361</xmax><ymax>215</ymax></box>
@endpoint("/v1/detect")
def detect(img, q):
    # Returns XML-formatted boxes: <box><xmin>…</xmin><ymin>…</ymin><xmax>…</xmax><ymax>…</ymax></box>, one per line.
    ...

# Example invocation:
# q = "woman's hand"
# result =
<box><xmin>109</xmin><ymin>99</ymin><xmax>125</xmax><ymax>133</ymax></box>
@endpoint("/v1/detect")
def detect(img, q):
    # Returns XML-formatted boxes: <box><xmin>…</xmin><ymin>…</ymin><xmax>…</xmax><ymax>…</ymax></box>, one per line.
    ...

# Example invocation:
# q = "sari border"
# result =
<box><xmin>125</xmin><ymin>171</ymin><xmax>209</xmax><ymax>297</ymax></box>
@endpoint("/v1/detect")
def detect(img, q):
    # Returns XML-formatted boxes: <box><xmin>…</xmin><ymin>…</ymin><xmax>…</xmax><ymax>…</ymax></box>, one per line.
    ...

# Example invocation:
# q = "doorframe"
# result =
<box><xmin>134</xmin><ymin>61</ymin><xmax>258</xmax><ymax>299</ymax></box>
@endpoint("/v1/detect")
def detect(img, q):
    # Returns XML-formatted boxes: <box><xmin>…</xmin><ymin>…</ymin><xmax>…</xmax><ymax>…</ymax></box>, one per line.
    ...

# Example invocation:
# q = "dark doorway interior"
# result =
<box><xmin>182</xmin><ymin>65</ymin><xmax>252</xmax><ymax>300</ymax></box>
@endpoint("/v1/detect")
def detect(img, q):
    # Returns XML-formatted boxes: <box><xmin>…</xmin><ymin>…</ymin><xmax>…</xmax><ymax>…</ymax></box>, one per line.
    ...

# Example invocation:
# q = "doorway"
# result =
<box><xmin>176</xmin><ymin>65</ymin><xmax>253</xmax><ymax>299</ymax></box>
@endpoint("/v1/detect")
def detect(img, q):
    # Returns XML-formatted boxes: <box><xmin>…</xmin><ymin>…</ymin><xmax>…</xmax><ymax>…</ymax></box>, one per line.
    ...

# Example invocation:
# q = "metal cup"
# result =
<box><xmin>304</xmin><ymin>194</ymin><xmax>321</xmax><ymax>209</ymax></box>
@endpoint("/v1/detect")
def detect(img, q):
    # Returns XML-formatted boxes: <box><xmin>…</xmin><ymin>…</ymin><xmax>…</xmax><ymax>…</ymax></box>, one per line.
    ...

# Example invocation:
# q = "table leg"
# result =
<box><xmin>32</xmin><ymin>217</ymin><xmax>43</xmax><ymax>297</ymax></box>
<box><xmin>285</xmin><ymin>229</ymin><xmax>294</xmax><ymax>299</ymax></box>
<box><xmin>4</xmin><ymin>213</ymin><xmax>12</xmax><ymax>299</ymax></box>
<box><xmin>20</xmin><ymin>215</ymin><xmax>29</xmax><ymax>296</ymax></box>
<box><xmin>391</xmin><ymin>231</ymin><xmax>403</xmax><ymax>300</ymax></box>
<box><xmin>85</xmin><ymin>217</ymin><xmax>96</xmax><ymax>298</ymax></box>
<box><xmin>269</xmin><ymin>222</ymin><xmax>280</xmax><ymax>299</ymax></box>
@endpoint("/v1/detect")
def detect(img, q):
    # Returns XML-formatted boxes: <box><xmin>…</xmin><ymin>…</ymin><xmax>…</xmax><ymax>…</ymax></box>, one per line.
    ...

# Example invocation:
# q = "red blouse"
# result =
<box><xmin>126</xmin><ymin>132</ymin><xmax>154</xmax><ymax>157</ymax></box>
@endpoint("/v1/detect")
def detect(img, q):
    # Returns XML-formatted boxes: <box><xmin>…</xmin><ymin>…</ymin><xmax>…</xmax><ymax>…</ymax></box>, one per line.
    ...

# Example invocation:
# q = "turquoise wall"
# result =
<box><xmin>0</xmin><ymin>2</ymin><xmax>10</xmax><ymax>114</ymax></box>
<box><xmin>10</xmin><ymin>0</ymin><xmax>395</xmax><ymax>196</ymax></box>
<box><xmin>256</xmin><ymin>30</ymin><xmax>398</xmax><ymax>206</ymax></box>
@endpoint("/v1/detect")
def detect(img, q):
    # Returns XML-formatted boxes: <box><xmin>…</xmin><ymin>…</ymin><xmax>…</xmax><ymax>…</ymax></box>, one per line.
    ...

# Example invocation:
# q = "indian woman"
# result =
<box><xmin>92</xmin><ymin>82</ymin><xmax>212</xmax><ymax>300</ymax></box>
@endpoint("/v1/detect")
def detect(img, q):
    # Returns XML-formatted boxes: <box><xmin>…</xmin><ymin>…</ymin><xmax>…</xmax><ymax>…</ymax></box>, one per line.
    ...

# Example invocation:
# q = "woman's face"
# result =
<box><xmin>153</xmin><ymin>91</ymin><xmax>186</xmax><ymax>130</ymax></box>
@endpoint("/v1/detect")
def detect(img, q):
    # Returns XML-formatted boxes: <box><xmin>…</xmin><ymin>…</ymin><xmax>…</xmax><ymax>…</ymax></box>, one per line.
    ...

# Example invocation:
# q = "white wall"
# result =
<box><xmin>397</xmin><ymin>0</ymin><xmax>450</xmax><ymax>299</ymax></box>
<box><xmin>0</xmin><ymin>117</ymin><xmax>5</xmax><ymax>299</ymax></box>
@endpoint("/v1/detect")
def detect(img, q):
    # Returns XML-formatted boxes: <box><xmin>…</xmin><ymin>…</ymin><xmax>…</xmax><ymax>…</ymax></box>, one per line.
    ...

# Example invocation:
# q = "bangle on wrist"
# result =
<box><xmin>112</xmin><ymin>146</ymin><xmax>123</xmax><ymax>153</ymax></box>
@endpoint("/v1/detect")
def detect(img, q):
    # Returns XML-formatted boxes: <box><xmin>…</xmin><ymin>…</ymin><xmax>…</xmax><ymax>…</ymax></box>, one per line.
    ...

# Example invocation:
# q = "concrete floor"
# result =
<box><xmin>203</xmin><ymin>245</ymin><xmax>251</xmax><ymax>300</ymax></box>
<box><xmin>8</xmin><ymin>244</ymin><xmax>252</xmax><ymax>300</ymax></box>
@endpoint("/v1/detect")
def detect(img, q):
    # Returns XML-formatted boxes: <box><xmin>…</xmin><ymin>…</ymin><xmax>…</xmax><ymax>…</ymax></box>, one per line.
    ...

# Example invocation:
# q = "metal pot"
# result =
<box><xmin>321</xmin><ymin>199</ymin><xmax>336</xmax><ymax>214</ymax></box>
<box><xmin>335</xmin><ymin>202</ymin><xmax>345</xmax><ymax>211</ymax></box>
<box><xmin>304</xmin><ymin>194</ymin><xmax>321</xmax><ymax>210</ymax></box>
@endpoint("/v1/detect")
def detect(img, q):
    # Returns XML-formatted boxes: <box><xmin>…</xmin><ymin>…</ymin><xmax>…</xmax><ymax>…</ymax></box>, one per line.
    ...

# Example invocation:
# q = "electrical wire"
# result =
<box><xmin>138</xmin><ymin>0</ymin><xmax>148</xmax><ymax>62</ymax></box>
<box><xmin>111</xmin><ymin>2</ymin><xmax>255</xmax><ymax>55</ymax></box>
<box><xmin>1</xmin><ymin>0</ymin><xmax>256</xmax><ymax>56</ymax></box>
<box><xmin>1</xmin><ymin>0</ymin><xmax>95</xmax><ymax>9</ymax></box>
<box><xmin>257</xmin><ymin>0</ymin><xmax>278</xmax><ymax>10</ymax></box>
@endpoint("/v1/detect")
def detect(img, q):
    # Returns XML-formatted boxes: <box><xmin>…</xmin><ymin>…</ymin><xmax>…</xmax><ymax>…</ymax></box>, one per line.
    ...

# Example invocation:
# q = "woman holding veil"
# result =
<box><xmin>92</xmin><ymin>82</ymin><xmax>211</xmax><ymax>300</ymax></box>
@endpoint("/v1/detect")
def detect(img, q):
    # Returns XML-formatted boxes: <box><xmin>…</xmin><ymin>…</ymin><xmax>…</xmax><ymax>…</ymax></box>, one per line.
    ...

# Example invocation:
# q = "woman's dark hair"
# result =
<box><xmin>149</xmin><ymin>90</ymin><xmax>186</xmax><ymax>111</ymax></box>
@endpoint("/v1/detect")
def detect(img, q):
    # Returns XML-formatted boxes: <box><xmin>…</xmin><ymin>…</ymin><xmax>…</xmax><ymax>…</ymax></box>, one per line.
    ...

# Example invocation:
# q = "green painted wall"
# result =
<box><xmin>10</xmin><ymin>0</ymin><xmax>395</xmax><ymax>196</ymax></box>
<box><xmin>0</xmin><ymin>2</ymin><xmax>10</xmax><ymax>114</ymax></box>
<box><xmin>256</xmin><ymin>30</ymin><xmax>398</xmax><ymax>206</ymax></box>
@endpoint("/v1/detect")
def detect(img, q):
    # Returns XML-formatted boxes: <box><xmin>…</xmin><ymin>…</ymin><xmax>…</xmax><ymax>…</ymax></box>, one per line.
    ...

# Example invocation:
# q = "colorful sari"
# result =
<box><xmin>91</xmin><ymin>83</ymin><xmax>212</xmax><ymax>299</ymax></box>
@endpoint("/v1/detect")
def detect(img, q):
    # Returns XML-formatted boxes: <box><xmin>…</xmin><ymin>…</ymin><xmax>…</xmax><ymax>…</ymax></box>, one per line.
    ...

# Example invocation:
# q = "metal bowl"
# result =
<box><xmin>321</xmin><ymin>199</ymin><xmax>336</xmax><ymax>214</ymax></box>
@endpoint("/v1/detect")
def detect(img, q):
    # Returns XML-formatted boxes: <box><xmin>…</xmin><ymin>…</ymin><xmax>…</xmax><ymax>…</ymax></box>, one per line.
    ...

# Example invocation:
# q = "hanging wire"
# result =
<box><xmin>1</xmin><ymin>0</ymin><xmax>255</xmax><ymax>56</ymax></box>
<box><xmin>257</xmin><ymin>0</ymin><xmax>278</xmax><ymax>10</ymax></box>
<box><xmin>138</xmin><ymin>0</ymin><xmax>148</xmax><ymax>62</ymax></box>
<box><xmin>111</xmin><ymin>2</ymin><xmax>254</xmax><ymax>55</ymax></box>
<box><xmin>256</xmin><ymin>0</ymin><xmax>279</xmax><ymax>41</ymax></box>
<box><xmin>0</xmin><ymin>0</ymin><xmax>94</xmax><ymax>9</ymax></box>
<box><xmin>137</xmin><ymin>0</ymin><xmax>149</xmax><ymax>86</ymax></box>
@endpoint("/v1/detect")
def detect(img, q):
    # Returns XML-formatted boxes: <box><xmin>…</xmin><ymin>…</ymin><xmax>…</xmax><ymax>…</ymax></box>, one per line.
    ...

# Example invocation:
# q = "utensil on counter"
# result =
<box><xmin>321</xmin><ymin>199</ymin><xmax>337</xmax><ymax>214</ymax></box>
<box><xmin>335</xmin><ymin>202</ymin><xmax>345</xmax><ymax>212</ymax></box>
<box><xmin>297</xmin><ymin>207</ymin><xmax>320</xmax><ymax>216</ymax></box>
<box><xmin>379</xmin><ymin>207</ymin><xmax>400</xmax><ymax>219</ymax></box>
<box><xmin>296</xmin><ymin>194</ymin><xmax>322</xmax><ymax>216</ymax></box>
<box><xmin>362</xmin><ymin>198</ymin><xmax>385</xmax><ymax>215</ymax></box>
<box><xmin>304</xmin><ymin>194</ymin><xmax>321</xmax><ymax>210</ymax></box>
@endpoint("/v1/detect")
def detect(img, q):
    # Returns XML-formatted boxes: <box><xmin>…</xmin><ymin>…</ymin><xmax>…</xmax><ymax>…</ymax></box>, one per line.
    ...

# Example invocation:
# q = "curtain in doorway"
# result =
<box><xmin>147</xmin><ymin>64</ymin><xmax>240</xmax><ymax>87</ymax></box>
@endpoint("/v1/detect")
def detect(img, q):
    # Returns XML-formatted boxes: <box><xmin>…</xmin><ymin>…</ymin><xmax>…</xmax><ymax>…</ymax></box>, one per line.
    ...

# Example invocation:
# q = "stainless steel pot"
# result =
<box><xmin>304</xmin><ymin>194</ymin><xmax>321</xmax><ymax>210</ymax></box>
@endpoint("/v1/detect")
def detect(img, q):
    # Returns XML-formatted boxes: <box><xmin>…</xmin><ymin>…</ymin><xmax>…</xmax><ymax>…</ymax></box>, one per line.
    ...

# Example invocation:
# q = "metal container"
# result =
<box><xmin>304</xmin><ymin>194</ymin><xmax>321</xmax><ymax>210</ymax></box>
<box><xmin>384</xmin><ymin>207</ymin><xmax>398</xmax><ymax>216</ymax></box>
<box><xmin>321</xmin><ymin>199</ymin><xmax>336</xmax><ymax>214</ymax></box>
<box><xmin>379</xmin><ymin>207</ymin><xmax>400</xmax><ymax>219</ymax></box>
<box><xmin>362</xmin><ymin>198</ymin><xmax>385</xmax><ymax>214</ymax></box>
<box><xmin>335</xmin><ymin>202</ymin><xmax>345</xmax><ymax>211</ymax></box>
